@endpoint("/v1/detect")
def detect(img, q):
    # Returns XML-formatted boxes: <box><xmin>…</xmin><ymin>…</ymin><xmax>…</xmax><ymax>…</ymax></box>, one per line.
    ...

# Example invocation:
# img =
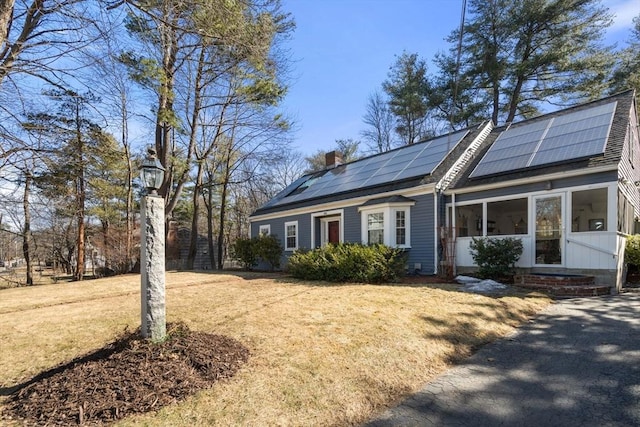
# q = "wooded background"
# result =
<box><xmin>0</xmin><ymin>0</ymin><xmax>638</xmax><ymax>284</ymax></box>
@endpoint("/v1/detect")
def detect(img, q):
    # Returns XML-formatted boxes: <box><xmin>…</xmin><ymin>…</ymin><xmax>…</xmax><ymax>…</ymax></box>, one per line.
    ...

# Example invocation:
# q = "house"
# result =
<box><xmin>249</xmin><ymin>90</ymin><xmax>639</xmax><ymax>292</ymax></box>
<box><xmin>249</xmin><ymin>122</ymin><xmax>494</xmax><ymax>273</ymax></box>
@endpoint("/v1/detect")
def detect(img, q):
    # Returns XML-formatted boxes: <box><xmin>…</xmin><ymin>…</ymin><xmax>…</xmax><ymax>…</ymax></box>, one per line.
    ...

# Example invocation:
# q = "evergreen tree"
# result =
<box><xmin>439</xmin><ymin>0</ymin><xmax>614</xmax><ymax>125</ymax></box>
<box><xmin>304</xmin><ymin>139</ymin><xmax>361</xmax><ymax>172</ymax></box>
<box><xmin>116</xmin><ymin>0</ymin><xmax>294</xmax><ymax>219</ymax></box>
<box><xmin>609</xmin><ymin>14</ymin><xmax>640</xmax><ymax>100</ymax></box>
<box><xmin>24</xmin><ymin>90</ymin><xmax>120</xmax><ymax>281</ymax></box>
<box><xmin>382</xmin><ymin>52</ymin><xmax>432</xmax><ymax>145</ymax></box>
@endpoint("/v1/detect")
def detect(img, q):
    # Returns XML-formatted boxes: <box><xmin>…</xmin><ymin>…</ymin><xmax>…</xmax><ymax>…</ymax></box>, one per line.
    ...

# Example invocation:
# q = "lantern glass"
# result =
<box><xmin>140</xmin><ymin>149</ymin><xmax>165</xmax><ymax>194</ymax></box>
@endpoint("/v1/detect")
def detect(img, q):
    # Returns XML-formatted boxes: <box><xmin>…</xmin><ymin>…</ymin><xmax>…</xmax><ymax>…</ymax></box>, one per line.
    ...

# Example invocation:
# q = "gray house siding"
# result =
<box><xmin>453</xmin><ymin>171</ymin><xmax>618</xmax><ymax>204</ymax></box>
<box><xmin>407</xmin><ymin>193</ymin><xmax>435</xmax><ymax>274</ymax></box>
<box><xmin>618</xmin><ymin>103</ymin><xmax>640</xmax><ymax>221</ymax></box>
<box><xmin>251</xmin><ymin>193</ymin><xmax>436</xmax><ymax>273</ymax></box>
<box><xmin>251</xmin><ymin>213</ymin><xmax>311</xmax><ymax>266</ymax></box>
<box><xmin>343</xmin><ymin>206</ymin><xmax>361</xmax><ymax>243</ymax></box>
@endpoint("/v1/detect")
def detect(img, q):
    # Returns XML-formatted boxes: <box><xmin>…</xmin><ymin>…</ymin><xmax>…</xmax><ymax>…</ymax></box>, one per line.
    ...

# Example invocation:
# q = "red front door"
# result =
<box><xmin>328</xmin><ymin>221</ymin><xmax>340</xmax><ymax>244</ymax></box>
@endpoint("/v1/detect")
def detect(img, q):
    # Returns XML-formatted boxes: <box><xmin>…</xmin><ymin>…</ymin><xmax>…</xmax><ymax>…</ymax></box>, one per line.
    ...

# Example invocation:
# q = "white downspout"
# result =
<box><xmin>434</xmin><ymin>188</ymin><xmax>439</xmax><ymax>275</ymax></box>
<box><xmin>452</xmin><ymin>192</ymin><xmax>457</xmax><ymax>277</ymax></box>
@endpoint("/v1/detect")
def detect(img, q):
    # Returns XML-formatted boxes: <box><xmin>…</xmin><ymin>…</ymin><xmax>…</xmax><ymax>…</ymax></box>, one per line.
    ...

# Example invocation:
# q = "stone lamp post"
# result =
<box><xmin>140</xmin><ymin>147</ymin><xmax>166</xmax><ymax>341</ymax></box>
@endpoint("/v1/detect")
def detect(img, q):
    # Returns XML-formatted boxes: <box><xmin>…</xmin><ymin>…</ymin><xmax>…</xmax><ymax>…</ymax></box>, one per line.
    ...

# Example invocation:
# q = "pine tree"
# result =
<box><xmin>438</xmin><ymin>0</ymin><xmax>614</xmax><ymax>125</ymax></box>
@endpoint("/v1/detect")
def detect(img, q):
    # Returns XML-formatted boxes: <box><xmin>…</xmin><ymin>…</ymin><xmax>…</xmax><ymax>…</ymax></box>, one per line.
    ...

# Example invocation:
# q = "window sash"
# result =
<box><xmin>285</xmin><ymin>223</ymin><xmax>297</xmax><ymax>249</ymax></box>
<box><xmin>367</xmin><ymin>212</ymin><xmax>384</xmax><ymax>244</ymax></box>
<box><xmin>395</xmin><ymin>211</ymin><xmax>406</xmax><ymax>245</ymax></box>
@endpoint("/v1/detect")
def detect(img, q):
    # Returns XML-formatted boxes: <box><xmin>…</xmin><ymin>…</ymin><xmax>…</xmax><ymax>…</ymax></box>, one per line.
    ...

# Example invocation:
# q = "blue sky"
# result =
<box><xmin>280</xmin><ymin>0</ymin><xmax>639</xmax><ymax>155</ymax></box>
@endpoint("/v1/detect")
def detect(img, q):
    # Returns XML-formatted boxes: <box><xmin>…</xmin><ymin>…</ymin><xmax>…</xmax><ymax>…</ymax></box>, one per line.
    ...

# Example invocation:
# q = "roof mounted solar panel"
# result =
<box><xmin>469</xmin><ymin>119</ymin><xmax>550</xmax><ymax>178</ymax></box>
<box><xmin>469</xmin><ymin>101</ymin><xmax>617</xmax><ymax>178</ymax></box>
<box><xmin>267</xmin><ymin>128</ymin><xmax>471</xmax><ymax>208</ymax></box>
<box><xmin>528</xmin><ymin>101</ymin><xmax>616</xmax><ymax>167</ymax></box>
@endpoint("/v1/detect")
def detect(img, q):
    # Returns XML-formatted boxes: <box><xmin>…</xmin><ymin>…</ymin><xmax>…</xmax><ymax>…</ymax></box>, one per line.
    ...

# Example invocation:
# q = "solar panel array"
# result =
<box><xmin>469</xmin><ymin>101</ymin><xmax>617</xmax><ymax>178</ymax></box>
<box><xmin>265</xmin><ymin>129</ymin><xmax>470</xmax><ymax>208</ymax></box>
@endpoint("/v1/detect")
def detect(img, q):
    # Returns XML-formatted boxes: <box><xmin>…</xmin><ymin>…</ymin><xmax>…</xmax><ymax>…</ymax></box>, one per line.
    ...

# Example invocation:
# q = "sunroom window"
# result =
<box><xmin>449</xmin><ymin>204</ymin><xmax>482</xmax><ymax>237</ymax></box>
<box><xmin>572</xmin><ymin>188</ymin><xmax>607</xmax><ymax>232</ymax></box>
<box><xmin>486</xmin><ymin>198</ymin><xmax>528</xmax><ymax>235</ymax></box>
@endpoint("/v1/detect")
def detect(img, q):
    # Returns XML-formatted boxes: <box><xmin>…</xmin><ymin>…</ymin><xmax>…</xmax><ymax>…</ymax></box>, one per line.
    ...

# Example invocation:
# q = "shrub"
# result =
<box><xmin>231</xmin><ymin>235</ymin><xmax>283</xmax><ymax>271</ymax></box>
<box><xmin>287</xmin><ymin>243</ymin><xmax>407</xmax><ymax>283</ymax></box>
<box><xmin>232</xmin><ymin>238</ymin><xmax>256</xmax><ymax>269</ymax></box>
<box><xmin>469</xmin><ymin>237</ymin><xmax>523</xmax><ymax>280</ymax></box>
<box><xmin>626</xmin><ymin>235</ymin><xmax>640</xmax><ymax>267</ymax></box>
<box><xmin>254</xmin><ymin>234</ymin><xmax>283</xmax><ymax>271</ymax></box>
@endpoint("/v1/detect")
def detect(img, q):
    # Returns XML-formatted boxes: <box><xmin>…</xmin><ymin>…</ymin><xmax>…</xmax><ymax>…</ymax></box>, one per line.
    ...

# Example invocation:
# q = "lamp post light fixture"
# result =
<box><xmin>140</xmin><ymin>148</ymin><xmax>165</xmax><ymax>195</ymax></box>
<box><xmin>139</xmin><ymin>147</ymin><xmax>166</xmax><ymax>341</ymax></box>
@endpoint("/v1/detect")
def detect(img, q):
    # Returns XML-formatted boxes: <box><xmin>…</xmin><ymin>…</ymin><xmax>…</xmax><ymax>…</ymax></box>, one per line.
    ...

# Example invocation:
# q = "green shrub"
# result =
<box><xmin>232</xmin><ymin>238</ymin><xmax>257</xmax><ymax>269</ymax></box>
<box><xmin>626</xmin><ymin>234</ymin><xmax>640</xmax><ymax>267</ymax></box>
<box><xmin>232</xmin><ymin>235</ymin><xmax>283</xmax><ymax>271</ymax></box>
<box><xmin>287</xmin><ymin>243</ymin><xmax>407</xmax><ymax>283</ymax></box>
<box><xmin>254</xmin><ymin>234</ymin><xmax>283</xmax><ymax>271</ymax></box>
<box><xmin>469</xmin><ymin>237</ymin><xmax>523</xmax><ymax>280</ymax></box>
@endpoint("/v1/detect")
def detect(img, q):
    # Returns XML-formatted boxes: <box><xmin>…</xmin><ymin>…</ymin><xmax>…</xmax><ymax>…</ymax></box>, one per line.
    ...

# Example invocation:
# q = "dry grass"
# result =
<box><xmin>0</xmin><ymin>271</ymin><xmax>551</xmax><ymax>426</ymax></box>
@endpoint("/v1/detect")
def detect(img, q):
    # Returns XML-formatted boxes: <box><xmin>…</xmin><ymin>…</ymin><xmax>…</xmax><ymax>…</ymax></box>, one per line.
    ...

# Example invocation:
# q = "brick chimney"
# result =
<box><xmin>325</xmin><ymin>150</ymin><xmax>343</xmax><ymax>169</ymax></box>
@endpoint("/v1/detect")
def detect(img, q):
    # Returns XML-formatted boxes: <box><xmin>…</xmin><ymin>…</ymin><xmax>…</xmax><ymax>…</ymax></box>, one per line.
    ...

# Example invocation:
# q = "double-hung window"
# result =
<box><xmin>395</xmin><ymin>210</ymin><xmax>406</xmax><ymax>245</ymax></box>
<box><xmin>259</xmin><ymin>224</ymin><xmax>271</xmax><ymax>236</ymax></box>
<box><xmin>284</xmin><ymin>221</ymin><xmax>298</xmax><ymax>251</ymax></box>
<box><xmin>367</xmin><ymin>212</ymin><xmax>384</xmax><ymax>244</ymax></box>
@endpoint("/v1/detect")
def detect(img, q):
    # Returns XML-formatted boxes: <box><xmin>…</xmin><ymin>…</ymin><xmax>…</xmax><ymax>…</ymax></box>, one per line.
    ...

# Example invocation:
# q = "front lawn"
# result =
<box><xmin>0</xmin><ymin>271</ymin><xmax>550</xmax><ymax>426</ymax></box>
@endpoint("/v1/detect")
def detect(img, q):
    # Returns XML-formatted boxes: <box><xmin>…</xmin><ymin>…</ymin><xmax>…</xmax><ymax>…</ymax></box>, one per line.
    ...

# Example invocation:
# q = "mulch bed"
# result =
<box><xmin>2</xmin><ymin>323</ymin><xmax>249</xmax><ymax>426</ymax></box>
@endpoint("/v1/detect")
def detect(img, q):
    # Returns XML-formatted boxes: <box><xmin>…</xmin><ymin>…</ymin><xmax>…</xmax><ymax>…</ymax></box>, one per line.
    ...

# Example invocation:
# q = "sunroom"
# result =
<box><xmin>448</xmin><ymin>182</ymin><xmax>623</xmax><ymax>284</ymax></box>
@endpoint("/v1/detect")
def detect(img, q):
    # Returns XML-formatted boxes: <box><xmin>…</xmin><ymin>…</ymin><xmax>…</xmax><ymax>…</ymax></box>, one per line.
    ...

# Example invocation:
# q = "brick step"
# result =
<box><xmin>515</xmin><ymin>274</ymin><xmax>611</xmax><ymax>297</ymax></box>
<box><xmin>516</xmin><ymin>282</ymin><xmax>611</xmax><ymax>297</ymax></box>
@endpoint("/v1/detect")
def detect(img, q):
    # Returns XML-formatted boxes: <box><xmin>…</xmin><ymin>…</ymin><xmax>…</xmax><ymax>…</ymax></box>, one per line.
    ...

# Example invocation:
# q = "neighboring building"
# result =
<box><xmin>166</xmin><ymin>223</ymin><xmax>214</xmax><ymax>270</ymax></box>
<box><xmin>250</xmin><ymin>90</ymin><xmax>639</xmax><ymax>292</ymax></box>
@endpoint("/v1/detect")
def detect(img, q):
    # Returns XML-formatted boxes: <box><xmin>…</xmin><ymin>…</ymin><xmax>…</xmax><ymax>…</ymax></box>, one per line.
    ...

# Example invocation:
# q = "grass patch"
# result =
<box><xmin>0</xmin><ymin>271</ymin><xmax>551</xmax><ymax>426</ymax></box>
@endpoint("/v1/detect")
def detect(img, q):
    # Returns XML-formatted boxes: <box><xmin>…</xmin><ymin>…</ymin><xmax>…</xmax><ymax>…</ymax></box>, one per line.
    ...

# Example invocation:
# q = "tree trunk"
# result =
<box><xmin>122</xmin><ymin>95</ymin><xmax>134</xmax><ymax>273</ymax></box>
<box><xmin>187</xmin><ymin>162</ymin><xmax>204</xmax><ymax>270</ymax></box>
<box><xmin>0</xmin><ymin>0</ymin><xmax>15</xmax><ymax>52</ymax></box>
<box><xmin>74</xmin><ymin>101</ymin><xmax>85</xmax><ymax>281</ymax></box>
<box><xmin>206</xmin><ymin>182</ymin><xmax>216</xmax><ymax>270</ymax></box>
<box><xmin>216</xmin><ymin>179</ymin><xmax>228</xmax><ymax>270</ymax></box>
<box><xmin>102</xmin><ymin>219</ymin><xmax>110</xmax><ymax>269</ymax></box>
<box><xmin>22</xmin><ymin>172</ymin><xmax>33</xmax><ymax>285</ymax></box>
<box><xmin>156</xmin><ymin>2</ymin><xmax>179</xmax><ymax>201</ymax></box>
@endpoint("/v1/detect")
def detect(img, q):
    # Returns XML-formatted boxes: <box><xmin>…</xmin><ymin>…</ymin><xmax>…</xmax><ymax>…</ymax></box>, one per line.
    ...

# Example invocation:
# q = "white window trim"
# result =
<box><xmin>358</xmin><ymin>202</ymin><xmax>413</xmax><ymax>248</ymax></box>
<box><xmin>284</xmin><ymin>221</ymin><xmax>298</xmax><ymax>251</ymax></box>
<box><xmin>259</xmin><ymin>224</ymin><xmax>271</xmax><ymax>236</ymax></box>
<box><xmin>365</xmin><ymin>210</ymin><xmax>385</xmax><ymax>245</ymax></box>
<box><xmin>394</xmin><ymin>209</ymin><xmax>409</xmax><ymax>246</ymax></box>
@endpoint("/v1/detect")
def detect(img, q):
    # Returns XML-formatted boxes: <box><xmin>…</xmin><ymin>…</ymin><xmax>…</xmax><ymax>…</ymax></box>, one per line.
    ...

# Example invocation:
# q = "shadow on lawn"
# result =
<box><xmin>366</xmin><ymin>294</ymin><xmax>640</xmax><ymax>426</ymax></box>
